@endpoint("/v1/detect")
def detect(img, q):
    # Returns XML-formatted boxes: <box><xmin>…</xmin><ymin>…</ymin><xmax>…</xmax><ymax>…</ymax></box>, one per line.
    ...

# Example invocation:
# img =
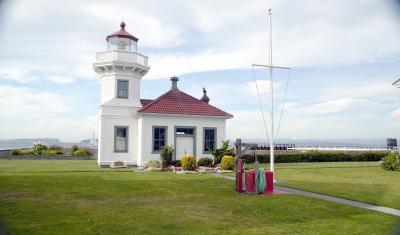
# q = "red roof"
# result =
<box><xmin>106</xmin><ymin>22</ymin><xmax>138</xmax><ymax>42</ymax></box>
<box><xmin>138</xmin><ymin>89</ymin><xmax>233</xmax><ymax>118</ymax></box>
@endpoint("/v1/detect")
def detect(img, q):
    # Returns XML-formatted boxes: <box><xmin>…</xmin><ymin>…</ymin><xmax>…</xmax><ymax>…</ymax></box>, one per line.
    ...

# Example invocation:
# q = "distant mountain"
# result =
<box><xmin>0</xmin><ymin>138</ymin><xmax>62</xmax><ymax>150</ymax></box>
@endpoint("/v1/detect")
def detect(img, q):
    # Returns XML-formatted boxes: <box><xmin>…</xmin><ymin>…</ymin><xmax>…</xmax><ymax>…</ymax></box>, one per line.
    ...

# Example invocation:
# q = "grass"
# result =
<box><xmin>243</xmin><ymin>161</ymin><xmax>400</xmax><ymax>210</ymax></box>
<box><xmin>0</xmin><ymin>160</ymin><xmax>398</xmax><ymax>234</ymax></box>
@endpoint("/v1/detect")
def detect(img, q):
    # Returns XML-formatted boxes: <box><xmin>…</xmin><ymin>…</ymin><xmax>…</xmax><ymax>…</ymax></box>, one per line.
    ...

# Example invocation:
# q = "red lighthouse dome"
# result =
<box><xmin>106</xmin><ymin>22</ymin><xmax>138</xmax><ymax>51</ymax></box>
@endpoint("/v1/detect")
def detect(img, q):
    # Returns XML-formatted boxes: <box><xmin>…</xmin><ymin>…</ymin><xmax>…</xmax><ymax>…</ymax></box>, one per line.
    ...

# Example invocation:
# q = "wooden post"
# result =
<box><xmin>235</xmin><ymin>139</ymin><xmax>242</xmax><ymax>192</ymax></box>
<box><xmin>236</xmin><ymin>139</ymin><xmax>242</xmax><ymax>162</ymax></box>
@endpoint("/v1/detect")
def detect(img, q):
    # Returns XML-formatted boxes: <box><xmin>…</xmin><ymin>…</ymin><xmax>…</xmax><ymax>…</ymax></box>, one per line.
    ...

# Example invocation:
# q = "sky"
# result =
<box><xmin>0</xmin><ymin>0</ymin><xmax>400</xmax><ymax>142</ymax></box>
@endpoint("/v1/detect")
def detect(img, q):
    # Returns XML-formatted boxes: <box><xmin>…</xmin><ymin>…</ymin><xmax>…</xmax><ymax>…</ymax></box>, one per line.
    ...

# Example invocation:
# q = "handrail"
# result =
<box><xmin>96</xmin><ymin>50</ymin><xmax>148</xmax><ymax>67</ymax></box>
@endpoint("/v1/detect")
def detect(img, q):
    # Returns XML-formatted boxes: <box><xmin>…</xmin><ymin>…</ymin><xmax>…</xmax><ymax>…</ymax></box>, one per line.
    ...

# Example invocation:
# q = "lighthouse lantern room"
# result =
<box><xmin>106</xmin><ymin>22</ymin><xmax>138</xmax><ymax>52</ymax></box>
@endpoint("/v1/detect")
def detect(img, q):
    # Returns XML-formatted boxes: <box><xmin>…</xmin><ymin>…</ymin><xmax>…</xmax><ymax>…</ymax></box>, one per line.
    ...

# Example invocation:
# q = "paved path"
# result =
<box><xmin>211</xmin><ymin>173</ymin><xmax>400</xmax><ymax>217</ymax></box>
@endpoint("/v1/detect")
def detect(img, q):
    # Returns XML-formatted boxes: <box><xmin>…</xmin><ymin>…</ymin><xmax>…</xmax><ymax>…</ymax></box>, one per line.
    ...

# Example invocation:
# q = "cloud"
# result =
<box><xmin>296</xmin><ymin>98</ymin><xmax>369</xmax><ymax>114</ymax></box>
<box><xmin>243</xmin><ymin>80</ymin><xmax>281</xmax><ymax>96</ymax></box>
<box><xmin>0</xmin><ymin>85</ymin><xmax>97</xmax><ymax>141</ymax></box>
<box><xmin>0</xmin><ymin>85</ymin><xmax>72</xmax><ymax>119</ymax></box>
<box><xmin>389</xmin><ymin>108</ymin><xmax>400</xmax><ymax>118</ymax></box>
<box><xmin>0</xmin><ymin>0</ymin><xmax>399</xmax><ymax>141</ymax></box>
<box><xmin>83</xmin><ymin>3</ymin><xmax>184</xmax><ymax>49</ymax></box>
<box><xmin>1</xmin><ymin>0</ymin><xmax>399</xmax><ymax>81</ymax></box>
<box><xmin>144</xmin><ymin>0</ymin><xmax>400</xmax><ymax>79</ymax></box>
<box><xmin>324</xmin><ymin>81</ymin><xmax>397</xmax><ymax>100</ymax></box>
<box><xmin>47</xmin><ymin>75</ymin><xmax>75</xmax><ymax>84</ymax></box>
<box><xmin>0</xmin><ymin>65</ymin><xmax>40</xmax><ymax>83</ymax></box>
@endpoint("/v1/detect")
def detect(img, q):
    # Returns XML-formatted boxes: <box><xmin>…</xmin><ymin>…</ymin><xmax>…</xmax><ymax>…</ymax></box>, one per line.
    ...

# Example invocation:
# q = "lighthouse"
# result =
<box><xmin>94</xmin><ymin>22</ymin><xmax>150</xmax><ymax>167</ymax></box>
<box><xmin>93</xmin><ymin>21</ymin><xmax>232</xmax><ymax>168</ymax></box>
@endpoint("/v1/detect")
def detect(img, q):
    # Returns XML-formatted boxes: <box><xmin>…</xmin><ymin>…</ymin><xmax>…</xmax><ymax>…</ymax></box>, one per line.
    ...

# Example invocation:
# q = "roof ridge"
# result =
<box><xmin>176</xmin><ymin>90</ymin><xmax>233</xmax><ymax>116</ymax></box>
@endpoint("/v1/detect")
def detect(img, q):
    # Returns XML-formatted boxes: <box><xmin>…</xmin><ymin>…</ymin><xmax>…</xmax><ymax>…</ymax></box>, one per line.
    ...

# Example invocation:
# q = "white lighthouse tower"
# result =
<box><xmin>94</xmin><ymin>22</ymin><xmax>150</xmax><ymax>167</ymax></box>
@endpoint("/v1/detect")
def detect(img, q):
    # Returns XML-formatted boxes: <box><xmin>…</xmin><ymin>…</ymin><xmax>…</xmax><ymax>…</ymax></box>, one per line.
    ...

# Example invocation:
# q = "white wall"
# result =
<box><xmin>100</xmin><ymin>72</ymin><xmax>142</xmax><ymax>107</ymax></box>
<box><xmin>98</xmin><ymin>105</ymin><xmax>140</xmax><ymax>166</ymax></box>
<box><xmin>138</xmin><ymin>114</ymin><xmax>227</xmax><ymax>165</ymax></box>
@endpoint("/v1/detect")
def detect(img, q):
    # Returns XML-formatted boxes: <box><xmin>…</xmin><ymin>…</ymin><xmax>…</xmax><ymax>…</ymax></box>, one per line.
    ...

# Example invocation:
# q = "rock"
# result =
<box><xmin>145</xmin><ymin>167</ymin><xmax>162</xmax><ymax>172</ymax></box>
<box><xmin>217</xmin><ymin>169</ymin><xmax>234</xmax><ymax>173</ymax></box>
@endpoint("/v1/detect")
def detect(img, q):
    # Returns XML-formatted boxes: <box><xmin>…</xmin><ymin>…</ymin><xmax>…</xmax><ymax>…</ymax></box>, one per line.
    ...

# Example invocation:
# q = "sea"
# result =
<box><xmin>0</xmin><ymin>138</ymin><xmax>390</xmax><ymax>150</ymax></box>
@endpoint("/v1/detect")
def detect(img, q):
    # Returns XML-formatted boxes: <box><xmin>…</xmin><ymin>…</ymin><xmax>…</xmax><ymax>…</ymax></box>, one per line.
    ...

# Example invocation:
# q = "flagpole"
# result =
<box><xmin>268</xmin><ymin>8</ymin><xmax>275</xmax><ymax>180</ymax></box>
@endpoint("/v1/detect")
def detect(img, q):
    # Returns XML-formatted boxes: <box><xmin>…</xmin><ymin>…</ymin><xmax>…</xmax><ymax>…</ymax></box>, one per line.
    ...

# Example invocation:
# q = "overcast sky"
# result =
<box><xmin>0</xmin><ymin>0</ymin><xmax>400</xmax><ymax>142</ymax></box>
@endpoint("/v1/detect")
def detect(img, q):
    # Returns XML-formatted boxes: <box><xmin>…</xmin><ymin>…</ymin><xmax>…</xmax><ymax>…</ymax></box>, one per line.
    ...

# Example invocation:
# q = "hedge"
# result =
<box><xmin>241</xmin><ymin>151</ymin><xmax>388</xmax><ymax>163</ymax></box>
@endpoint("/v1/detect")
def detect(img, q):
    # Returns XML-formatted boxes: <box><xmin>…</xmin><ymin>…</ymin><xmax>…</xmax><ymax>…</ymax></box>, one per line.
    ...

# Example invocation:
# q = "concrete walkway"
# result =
<box><xmin>211</xmin><ymin>173</ymin><xmax>400</xmax><ymax>217</ymax></box>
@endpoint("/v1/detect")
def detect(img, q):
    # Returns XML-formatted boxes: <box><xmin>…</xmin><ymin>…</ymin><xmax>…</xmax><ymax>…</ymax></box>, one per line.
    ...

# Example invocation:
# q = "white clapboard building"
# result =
<box><xmin>93</xmin><ymin>22</ymin><xmax>233</xmax><ymax>167</ymax></box>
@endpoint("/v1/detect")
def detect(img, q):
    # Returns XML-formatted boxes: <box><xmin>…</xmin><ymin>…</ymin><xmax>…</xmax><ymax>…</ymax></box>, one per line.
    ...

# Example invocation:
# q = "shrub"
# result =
<box><xmin>171</xmin><ymin>160</ymin><xmax>181</xmax><ymax>167</ymax></box>
<box><xmin>31</xmin><ymin>143</ymin><xmax>48</xmax><ymax>155</ymax></box>
<box><xmin>221</xmin><ymin>155</ymin><xmax>235</xmax><ymax>170</ymax></box>
<box><xmin>181</xmin><ymin>156</ymin><xmax>197</xmax><ymax>171</ymax></box>
<box><xmin>10</xmin><ymin>149</ymin><xmax>22</xmax><ymax>155</ymax></box>
<box><xmin>210</xmin><ymin>140</ymin><xmax>235</xmax><ymax>164</ymax></box>
<box><xmin>149</xmin><ymin>160</ymin><xmax>161</xmax><ymax>168</ymax></box>
<box><xmin>197</xmin><ymin>157</ymin><xmax>213</xmax><ymax>167</ymax></box>
<box><xmin>160</xmin><ymin>145</ymin><xmax>174</xmax><ymax>167</ymax></box>
<box><xmin>48</xmin><ymin>146</ymin><xmax>64</xmax><ymax>155</ymax></box>
<box><xmin>71</xmin><ymin>148</ymin><xmax>92</xmax><ymax>156</ymax></box>
<box><xmin>43</xmin><ymin>149</ymin><xmax>60</xmax><ymax>156</ymax></box>
<box><xmin>21</xmin><ymin>149</ymin><xmax>33</xmax><ymax>155</ymax></box>
<box><xmin>382</xmin><ymin>152</ymin><xmax>400</xmax><ymax>171</ymax></box>
<box><xmin>70</xmin><ymin>145</ymin><xmax>79</xmax><ymax>155</ymax></box>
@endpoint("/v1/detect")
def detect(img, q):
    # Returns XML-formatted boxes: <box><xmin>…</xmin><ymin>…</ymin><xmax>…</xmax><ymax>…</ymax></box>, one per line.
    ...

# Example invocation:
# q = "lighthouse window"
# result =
<box><xmin>117</xmin><ymin>80</ymin><xmax>129</xmax><ymax>99</ymax></box>
<box><xmin>114</xmin><ymin>126</ymin><xmax>128</xmax><ymax>152</ymax></box>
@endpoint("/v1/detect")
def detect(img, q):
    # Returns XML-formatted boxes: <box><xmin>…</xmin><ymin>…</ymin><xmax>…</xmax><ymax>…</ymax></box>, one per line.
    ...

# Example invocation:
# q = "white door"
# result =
<box><xmin>176</xmin><ymin>136</ymin><xmax>194</xmax><ymax>160</ymax></box>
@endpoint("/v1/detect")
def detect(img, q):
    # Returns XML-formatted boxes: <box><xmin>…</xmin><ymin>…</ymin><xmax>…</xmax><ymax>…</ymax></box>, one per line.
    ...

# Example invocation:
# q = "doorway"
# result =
<box><xmin>174</xmin><ymin>127</ymin><xmax>196</xmax><ymax>160</ymax></box>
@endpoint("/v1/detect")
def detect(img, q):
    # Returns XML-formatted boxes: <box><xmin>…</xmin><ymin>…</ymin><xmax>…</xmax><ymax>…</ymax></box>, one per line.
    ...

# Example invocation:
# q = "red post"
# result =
<box><xmin>235</xmin><ymin>139</ymin><xmax>244</xmax><ymax>193</ymax></box>
<box><xmin>265</xmin><ymin>171</ymin><xmax>274</xmax><ymax>192</ymax></box>
<box><xmin>236</xmin><ymin>159</ymin><xmax>244</xmax><ymax>192</ymax></box>
<box><xmin>245</xmin><ymin>170</ymin><xmax>256</xmax><ymax>193</ymax></box>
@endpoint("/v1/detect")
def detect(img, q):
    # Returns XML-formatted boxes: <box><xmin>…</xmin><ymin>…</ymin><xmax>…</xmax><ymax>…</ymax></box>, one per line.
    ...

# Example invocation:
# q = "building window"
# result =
<box><xmin>204</xmin><ymin>128</ymin><xmax>216</xmax><ymax>153</ymax></box>
<box><xmin>117</xmin><ymin>80</ymin><xmax>129</xmax><ymax>99</ymax></box>
<box><xmin>153</xmin><ymin>127</ymin><xmax>167</xmax><ymax>152</ymax></box>
<box><xmin>114</xmin><ymin>126</ymin><xmax>128</xmax><ymax>152</ymax></box>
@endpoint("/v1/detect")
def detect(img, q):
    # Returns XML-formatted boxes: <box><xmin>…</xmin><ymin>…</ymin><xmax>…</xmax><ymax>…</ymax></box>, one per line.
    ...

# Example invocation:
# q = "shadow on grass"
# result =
<box><xmin>393</xmin><ymin>218</ymin><xmax>400</xmax><ymax>234</ymax></box>
<box><xmin>0</xmin><ymin>216</ymin><xmax>9</xmax><ymax>235</ymax></box>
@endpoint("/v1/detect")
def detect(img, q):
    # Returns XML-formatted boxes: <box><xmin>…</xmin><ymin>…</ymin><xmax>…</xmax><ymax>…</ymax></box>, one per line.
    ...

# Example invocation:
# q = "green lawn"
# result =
<box><xmin>0</xmin><ymin>160</ymin><xmax>398</xmax><ymax>234</ymax></box>
<box><xmin>244</xmin><ymin>162</ymin><xmax>400</xmax><ymax>210</ymax></box>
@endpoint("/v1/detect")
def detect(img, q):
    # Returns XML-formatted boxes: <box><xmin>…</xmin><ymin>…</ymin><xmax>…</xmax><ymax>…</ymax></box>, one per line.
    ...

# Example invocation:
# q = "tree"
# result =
<box><xmin>160</xmin><ymin>145</ymin><xmax>174</xmax><ymax>168</ymax></box>
<box><xmin>210</xmin><ymin>140</ymin><xmax>235</xmax><ymax>164</ymax></box>
<box><xmin>31</xmin><ymin>143</ymin><xmax>48</xmax><ymax>155</ymax></box>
